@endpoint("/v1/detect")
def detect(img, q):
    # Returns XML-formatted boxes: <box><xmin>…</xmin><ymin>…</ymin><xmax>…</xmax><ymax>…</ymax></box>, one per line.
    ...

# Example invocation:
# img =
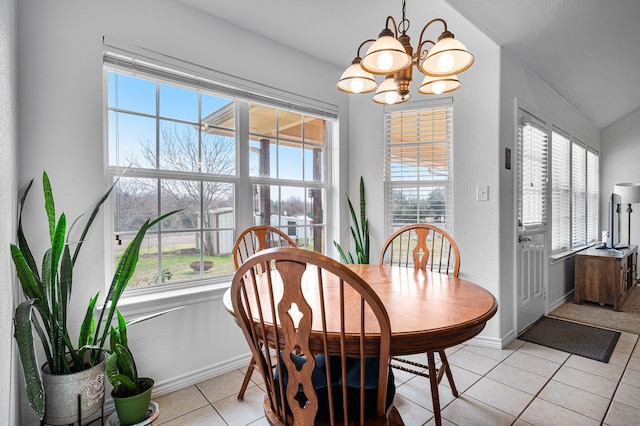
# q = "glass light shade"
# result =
<box><xmin>419</xmin><ymin>74</ymin><xmax>461</xmax><ymax>95</ymax></box>
<box><xmin>337</xmin><ymin>62</ymin><xmax>378</xmax><ymax>94</ymax></box>
<box><xmin>421</xmin><ymin>36</ymin><xmax>474</xmax><ymax>77</ymax></box>
<box><xmin>373</xmin><ymin>76</ymin><xmax>410</xmax><ymax>104</ymax></box>
<box><xmin>362</xmin><ymin>35</ymin><xmax>411</xmax><ymax>74</ymax></box>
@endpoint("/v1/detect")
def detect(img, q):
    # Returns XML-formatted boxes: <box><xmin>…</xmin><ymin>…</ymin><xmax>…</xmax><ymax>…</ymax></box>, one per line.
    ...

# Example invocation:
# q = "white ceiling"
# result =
<box><xmin>178</xmin><ymin>0</ymin><xmax>640</xmax><ymax>129</ymax></box>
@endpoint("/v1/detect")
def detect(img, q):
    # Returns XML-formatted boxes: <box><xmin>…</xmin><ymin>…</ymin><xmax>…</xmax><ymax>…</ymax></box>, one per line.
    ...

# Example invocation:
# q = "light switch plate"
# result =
<box><xmin>477</xmin><ymin>185</ymin><xmax>489</xmax><ymax>201</ymax></box>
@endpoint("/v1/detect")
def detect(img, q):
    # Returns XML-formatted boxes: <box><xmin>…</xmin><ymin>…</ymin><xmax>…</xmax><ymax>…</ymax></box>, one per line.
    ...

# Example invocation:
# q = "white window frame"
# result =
<box><xmin>550</xmin><ymin>127</ymin><xmax>599</xmax><ymax>256</ymax></box>
<box><xmin>586</xmin><ymin>147</ymin><xmax>599</xmax><ymax>244</ymax></box>
<box><xmin>551</xmin><ymin>129</ymin><xmax>571</xmax><ymax>252</ymax></box>
<box><xmin>103</xmin><ymin>48</ymin><xmax>336</xmax><ymax>306</ymax></box>
<box><xmin>383</xmin><ymin>98</ymin><xmax>454</xmax><ymax>235</ymax></box>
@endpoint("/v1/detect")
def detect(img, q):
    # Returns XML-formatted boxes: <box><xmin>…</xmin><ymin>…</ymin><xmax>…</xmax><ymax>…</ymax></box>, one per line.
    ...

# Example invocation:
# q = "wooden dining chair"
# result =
<box><xmin>379</xmin><ymin>223</ymin><xmax>460</xmax><ymax>426</ymax></box>
<box><xmin>233</xmin><ymin>225</ymin><xmax>298</xmax><ymax>270</ymax></box>
<box><xmin>231</xmin><ymin>226</ymin><xmax>298</xmax><ymax>400</ymax></box>
<box><xmin>231</xmin><ymin>248</ymin><xmax>403</xmax><ymax>425</ymax></box>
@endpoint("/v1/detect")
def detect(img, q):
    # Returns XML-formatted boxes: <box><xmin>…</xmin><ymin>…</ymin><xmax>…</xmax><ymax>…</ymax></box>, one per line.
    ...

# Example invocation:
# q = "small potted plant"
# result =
<box><xmin>105</xmin><ymin>308</ymin><xmax>174</xmax><ymax>425</ymax></box>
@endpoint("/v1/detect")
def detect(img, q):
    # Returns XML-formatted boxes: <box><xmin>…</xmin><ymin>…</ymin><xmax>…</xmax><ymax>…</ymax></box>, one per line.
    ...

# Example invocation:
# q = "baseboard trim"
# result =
<box><xmin>152</xmin><ymin>353</ymin><xmax>252</xmax><ymax>397</ymax></box>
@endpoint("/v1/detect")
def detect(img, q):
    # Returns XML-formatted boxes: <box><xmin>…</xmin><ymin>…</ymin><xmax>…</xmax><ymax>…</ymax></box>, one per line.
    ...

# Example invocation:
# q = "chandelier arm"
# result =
<box><xmin>415</xmin><ymin>18</ymin><xmax>448</xmax><ymax>69</ymax></box>
<box><xmin>356</xmin><ymin>39</ymin><xmax>377</xmax><ymax>58</ymax></box>
<box><xmin>385</xmin><ymin>16</ymin><xmax>399</xmax><ymax>38</ymax></box>
<box><xmin>417</xmin><ymin>18</ymin><xmax>448</xmax><ymax>50</ymax></box>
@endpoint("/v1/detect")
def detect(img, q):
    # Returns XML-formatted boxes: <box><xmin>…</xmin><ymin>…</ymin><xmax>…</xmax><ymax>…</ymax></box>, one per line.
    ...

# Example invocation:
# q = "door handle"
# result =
<box><xmin>518</xmin><ymin>235</ymin><xmax>531</xmax><ymax>243</ymax></box>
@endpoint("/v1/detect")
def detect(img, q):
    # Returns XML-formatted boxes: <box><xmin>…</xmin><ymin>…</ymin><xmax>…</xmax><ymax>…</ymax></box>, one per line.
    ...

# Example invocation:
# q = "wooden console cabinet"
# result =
<box><xmin>574</xmin><ymin>245</ymin><xmax>637</xmax><ymax>311</ymax></box>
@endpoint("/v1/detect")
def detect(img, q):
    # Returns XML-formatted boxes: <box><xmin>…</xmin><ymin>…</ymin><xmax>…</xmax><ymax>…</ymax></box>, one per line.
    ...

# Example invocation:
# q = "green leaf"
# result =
<box><xmin>71</xmin><ymin>175</ymin><xmax>120</xmax><ymax>265</ymax></box>
<box><xmin>17</xmin><ymin>179</ymin><xmax>40</xmax><ymax>282</ymax></box>
<box><xmin>114</xmin><ymin>343</ymin><xmax>138</xmax><ymax>388</ymax></box>
<box><xmin>78</xmin><ymin>293</ymin><xmax>99</xmax><ymax>349</ymax></box>
<box><xmin>333</xmin><ymin>241</ymin><xmax>347</xmax><ymax>263</ymax></box>
<box><xmin>49</xmin><ymin>213</ymin><xmax>66</xmax><ymax>292</ymax></box>
<box><xmin>116</xmin><ymin>310</ymin><xmax>127</xmax><ymax>348</ymax></box>
<box><xmin>359</xmin><ymin>176</ymin><xmax>366</xmax><ymax>231</ymax></box>
<box><xmin>42</xmin><ymin>172</ymin><xmax>56</xmax><ymax>244</ymax></box>
<box><xmin>105</xmin><ymin>352</ymin><xmax>125</xmax><ymax>389</ymax></box>
<box><xmin>10</xmin><ymin>244</ymin><xmax>45</xmax><ymax>306</ymax></box>
<box><xmin>13</xmin><ymin>301</ymin><xmax>45</xmax><ymax>420</ymax></box>
<box><xmin>125</xmin><ymin>306</ymin><xmax>183</xmax><ymax>327</ymax></box>
<box><xmin>60</xmin><ymin>245</ymin><xmax>72</xmax><ymax>332</ymax></box>
<box><xmin>109</xmin><ymin>326</ymin><xmax>119</xmax><ymax>352</ymax></box>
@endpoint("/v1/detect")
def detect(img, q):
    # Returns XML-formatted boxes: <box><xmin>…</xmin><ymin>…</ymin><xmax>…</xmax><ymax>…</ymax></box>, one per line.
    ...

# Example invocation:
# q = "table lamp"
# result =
<box><xmin>614</xmin><ymin>183</ymin><xmax>640</xmax><ymax>247</ymax></box>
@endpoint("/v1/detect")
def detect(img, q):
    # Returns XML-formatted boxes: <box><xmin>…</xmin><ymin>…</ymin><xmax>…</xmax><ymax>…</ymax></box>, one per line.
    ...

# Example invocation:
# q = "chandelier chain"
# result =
<box><xmin>399</xmin><ymin>0</ymin><xmax>410</xmax><ymax>35</ymax></box>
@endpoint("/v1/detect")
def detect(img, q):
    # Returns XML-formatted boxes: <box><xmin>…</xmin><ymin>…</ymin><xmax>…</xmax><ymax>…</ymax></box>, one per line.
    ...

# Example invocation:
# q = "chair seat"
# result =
<box><xmin>275</xmin><ymin>354</ymin><xmax>396</xmax><ymax>421</ymax></box>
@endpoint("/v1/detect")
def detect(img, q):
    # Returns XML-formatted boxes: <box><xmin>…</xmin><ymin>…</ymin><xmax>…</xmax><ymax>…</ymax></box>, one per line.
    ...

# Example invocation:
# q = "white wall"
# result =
<box><xmin>602</xmin><ymin>107</ymin><xmax>640</xmax><ymax>248</ymax></box>
<box><xmin>16</xmin><ymin>0</ymin><xmax>348</xmax><ymax>423</ymax></box>
<box><xmin>347</xmin><ymin>1</ymin><xmax>503</xmax><ymax>346</ymax></box>
<box><xmin>0</xmin><ymin>0</ymin><xmax>18</xmax><ymax>424</ymax></box>
<box><xmin>0</xmin><ymin>0</ymin><xmax>18</xmax><ymax>422</ymax></box>
<box><xmin>499</xmin><ymin>50</ymin><xmax>601</xmax><ymax>339</ymax></box>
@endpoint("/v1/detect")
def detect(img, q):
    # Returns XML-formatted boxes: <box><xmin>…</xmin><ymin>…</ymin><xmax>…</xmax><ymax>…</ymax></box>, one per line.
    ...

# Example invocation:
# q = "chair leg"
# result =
<box><xmin>438</xmin><ymin>350</ymin><xmax>459</xmax><ymax>397</ymax></box>
<box><xmin>426</xmin><ymin>352</ymin><xmax>442</xmax><ymax>426</ymax></box>
<box><xmin>237</xmin><ymin>356</ymin><xmax>256</xmax><ymax>400</ymax></box>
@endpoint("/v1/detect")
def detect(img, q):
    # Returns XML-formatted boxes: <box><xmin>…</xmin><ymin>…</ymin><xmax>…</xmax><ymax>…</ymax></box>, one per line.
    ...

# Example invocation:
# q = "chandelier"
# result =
<box><xmin>337</xmin><ymin>0</ymin><xmax>474</xmax><ymax>105</ymax></box>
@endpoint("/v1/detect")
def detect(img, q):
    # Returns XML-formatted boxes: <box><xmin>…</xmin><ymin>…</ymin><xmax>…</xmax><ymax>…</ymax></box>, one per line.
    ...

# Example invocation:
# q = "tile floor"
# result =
<box><xmin>96</xmin><ymin>328</ymin><xmax>640</xmax><ymax>425</ymax></box>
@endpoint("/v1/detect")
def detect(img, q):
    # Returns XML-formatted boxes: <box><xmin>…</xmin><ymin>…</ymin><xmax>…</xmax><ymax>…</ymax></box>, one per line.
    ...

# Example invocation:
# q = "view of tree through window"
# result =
<box><xmin>106</xmin><ymin>64</ymin><xmax>329</xmax><ymax>289</ymax></box>
<box><xmin>384</xmin><ymin>101</ymin><xmax>453</xmax><ymax>235</ymax></box>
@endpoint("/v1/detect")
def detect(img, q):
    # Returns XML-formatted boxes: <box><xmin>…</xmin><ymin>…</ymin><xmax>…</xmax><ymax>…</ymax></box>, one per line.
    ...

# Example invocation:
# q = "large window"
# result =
<box><xmin>551</xmin><ymin>129</ymin><xmax>599</xmax><ymax>253</ymax></box>
<box><xmin>383</xmin><ymin>99</ymin><xmax>453</xmax><ymax>235</ymax></box>
<box><xmin>105</xmin><ymin>54</ymin><xmax>332</xmax><ymax>290</ymax></box>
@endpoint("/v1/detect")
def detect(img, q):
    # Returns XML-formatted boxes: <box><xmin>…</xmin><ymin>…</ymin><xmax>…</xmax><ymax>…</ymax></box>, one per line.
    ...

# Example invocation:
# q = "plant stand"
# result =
<box><xmin>41</xmin><ymin>394</ymin><xmax>104</xmax><ymax>426</ymax></box>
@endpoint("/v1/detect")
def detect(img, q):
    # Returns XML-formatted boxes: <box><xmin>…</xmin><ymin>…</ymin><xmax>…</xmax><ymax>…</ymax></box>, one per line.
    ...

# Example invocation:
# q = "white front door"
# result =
<box><xmin>515</xmin><ymin>110</ymin><xmax>549</xmax><ymax>334</ymax></box>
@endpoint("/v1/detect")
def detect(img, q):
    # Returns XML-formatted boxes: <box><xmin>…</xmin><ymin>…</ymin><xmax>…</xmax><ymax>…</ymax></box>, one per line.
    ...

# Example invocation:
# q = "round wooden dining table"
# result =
<box><xmin>224</xmin><ymin>264</ymin><xmax>497</xmax><ymax>357</ymax></box>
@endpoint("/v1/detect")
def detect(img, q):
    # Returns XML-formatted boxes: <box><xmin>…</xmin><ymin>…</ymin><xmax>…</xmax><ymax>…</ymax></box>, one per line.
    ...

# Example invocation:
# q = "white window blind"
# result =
<box><xmin>517</xmin><ymin>114</ymin><xmax>548</xmax><ymax>229</ymax></box>
<box><xmin>551</xmin><ymin>130</ymin><xmax>571</xmax><ymax>252</ymax></box>
<box><xmin>586</xmin><ymin>148</ymin><xmax>599</xmax><ymax>244</ymax></box>
<box><xmin>571</xmin><ymin>141</ymin><xmax>587</xmax><ymax>247</ymax></box>
<box><xmin>384</xmin><ymin>99</ymin><xmax>453</xmax><ymax>235</ymax></box>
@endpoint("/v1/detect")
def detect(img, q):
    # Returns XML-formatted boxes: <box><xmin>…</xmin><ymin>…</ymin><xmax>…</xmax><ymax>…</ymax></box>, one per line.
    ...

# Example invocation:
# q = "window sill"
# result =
<box><xmin>114</xmin><ymin>280</ymin><xmax>230</xmax><ymax>318</ymax></box>
<box><xmin>550</xmin><ymin>243</ymin><xmax>598</xmax><ymax>263</ymax></box>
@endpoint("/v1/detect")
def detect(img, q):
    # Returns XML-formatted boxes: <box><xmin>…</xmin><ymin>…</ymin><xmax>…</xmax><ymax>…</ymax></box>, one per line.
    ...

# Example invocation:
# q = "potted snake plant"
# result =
<box><xmin>12</xmin><ymin>171</ymin><xmax>177</xmax><ymax>424</ymax></box>
<box><xmin>105</xmin><ymin>308</ymin><xmax>180</xmax><ymax>425</ymax></box>
<box><xmin>334</xmin><ymin>176</ymin><xmax>370</xmax><ymax>264</ymax></box>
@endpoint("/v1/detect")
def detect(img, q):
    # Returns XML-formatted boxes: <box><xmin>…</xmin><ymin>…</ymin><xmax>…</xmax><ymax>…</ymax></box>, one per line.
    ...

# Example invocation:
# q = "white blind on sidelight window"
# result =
<box><xmin>383</xmin><ymin>99</ymin><xmax>453</xmax><ymax>235</ymax></box>
<box><xmin>517</xmin><ymin>113</ymin><xmax>548</xmax><ymax>229</ymax></box>
<box><xmin>571</xmin><ymin>141</ymin><xmax>587</xmax><ymax>247</ymax></box>
<box><xmin>586</xmin><ymin>148</ymin><xmax>600</xmax><ymax>244</ymax></box>
<box><xmin>551</xmin><ymin>130</ymin><xmax>571</xmax><ymax>252</ymax></box>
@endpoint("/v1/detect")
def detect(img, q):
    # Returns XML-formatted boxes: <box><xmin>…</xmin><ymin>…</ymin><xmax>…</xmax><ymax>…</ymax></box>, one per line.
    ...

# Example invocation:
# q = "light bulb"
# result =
<box><xmin>350</xmin><ymin>78</ymin><xmax>364</xmax><ymax>94</ymax></box>
<box><xmin>384</xmin><ymin>91</ymin><xmax>398</xmax><ymax>104</ymax></box>
<box><xmin>437</xmin><ymin>52</ymin><xmax>455</xmax><ymax>73</ymax></box>
<box><xmin>377</xmin><ymin>51</ymin><xmax>394</xmax><ymax>71</ymax></box>
<box><xmin>432</xmin><ymin>81</ymin><xmax>446</xmax><ymax>94</ymax></box>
